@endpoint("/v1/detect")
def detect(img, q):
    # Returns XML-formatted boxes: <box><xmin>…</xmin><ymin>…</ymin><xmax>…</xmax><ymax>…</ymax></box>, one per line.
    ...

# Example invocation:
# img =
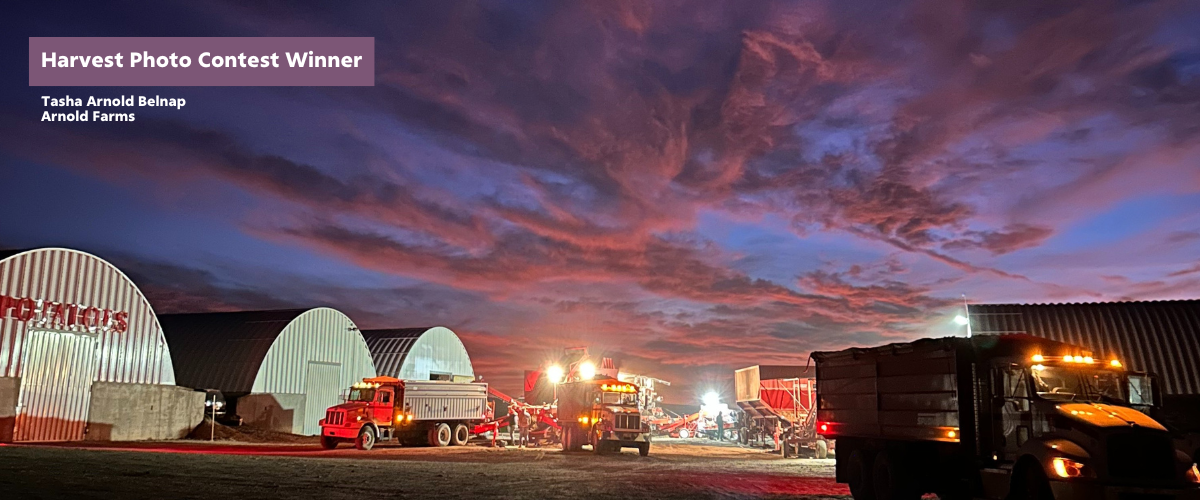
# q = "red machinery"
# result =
<box><xmin>734</xmin><ymin>365</ymin><xmax>830</xmax><ymax>458</ymax></box>
<box><xmin>651</xmin><ymin>411</ymin><xmax>700</xmax><ymax>438</ymax></box>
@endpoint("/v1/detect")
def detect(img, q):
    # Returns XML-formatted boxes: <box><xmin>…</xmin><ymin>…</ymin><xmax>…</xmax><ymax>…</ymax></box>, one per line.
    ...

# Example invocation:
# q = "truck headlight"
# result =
<box><xmin>1051</xmin><ymin>457</ymin><xmax>1088</xmax><ymax>478</ymax></box>
<box><xmin>1187</xmin><ymin>463</ymin><xmax>1200</xmax><ymax>484</ymax></box>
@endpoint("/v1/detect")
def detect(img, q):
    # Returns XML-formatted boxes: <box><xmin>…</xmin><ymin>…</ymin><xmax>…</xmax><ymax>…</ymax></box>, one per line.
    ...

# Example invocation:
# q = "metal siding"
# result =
<box><xmin>0</xmin><ymin>249</ymin><xmax>176</xmax><ymax>387</ymax></box>
<box><xmin>245</xmin><ymin>308</ymin><xmax>376</xmax><ymax>434</ymax></box>
<box><xmin>13</xmin><ymin>329</ymin><xmax>97</xmax><ymax>442</ymax></box>
<box><xmin>970</xmin><ymin>301</ymin><xmax>1200</xmax><ymax>396</ymax></box>
<box><xmin>361</xmin><ymin>327</ymin><xmax>474</xmax><ymax>381</ymax></box>
<box><xmin>303</xmin><ymin>361</ymin><xmax>341</xmax><ymax>435</ymax></box>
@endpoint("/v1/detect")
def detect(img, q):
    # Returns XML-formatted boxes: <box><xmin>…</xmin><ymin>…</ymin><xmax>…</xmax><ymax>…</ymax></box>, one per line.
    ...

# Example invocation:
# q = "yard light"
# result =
<box><xmin>953</xmin><ymin>315</ymin><xmax>969</xmax><ymax>326</ymax></box>
<box><xmin>547</xmin><ymin>365</ymin><xmax>565</xmax><ymax>384</ymax></box>
<box><xmin>579</xmin><ymin>361</ymin><xmax>596</xmax><ymax>380</ymax></box>
<box><xmin>702</xmin><ymin>392</ymin><xmax>720</xmax><ymax>407</ymax></box>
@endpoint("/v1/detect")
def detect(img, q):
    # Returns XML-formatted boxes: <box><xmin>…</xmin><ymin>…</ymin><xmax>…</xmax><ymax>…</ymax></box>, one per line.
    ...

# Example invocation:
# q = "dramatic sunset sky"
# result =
<box><xmin>3</xmin><ymin>1</ymin><xmax>1199</xmax><ymax>402</ymax></box>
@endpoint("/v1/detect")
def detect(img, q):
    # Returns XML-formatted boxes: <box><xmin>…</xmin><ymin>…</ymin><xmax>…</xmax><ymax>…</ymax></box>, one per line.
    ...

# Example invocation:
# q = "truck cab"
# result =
<box><xmin>557</xmin><ymin>378</ymin><xmax>652</xmax><ymax>456</ymax></box>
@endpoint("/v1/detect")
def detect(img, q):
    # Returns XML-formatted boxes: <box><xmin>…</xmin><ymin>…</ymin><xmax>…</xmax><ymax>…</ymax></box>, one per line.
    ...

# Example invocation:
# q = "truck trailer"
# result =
<box><xmin>814</xmin><ymin>334</ymin><xmax>1200</xmax><ymax>500</ymax></box>
<box><xmin>734</xmin><ymin>365</ymin><xmax>829</xmax><ymax>458</ymax></box>
<box><xmin>319</xmin><ymin>376</ymin><xmax>488</xmax><ymax>450</ymax></box>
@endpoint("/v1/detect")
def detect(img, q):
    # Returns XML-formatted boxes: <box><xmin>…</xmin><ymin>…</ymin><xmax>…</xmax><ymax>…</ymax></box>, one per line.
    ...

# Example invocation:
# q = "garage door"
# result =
<box><xmin>14</xmin><ymin>329</ymin><xmax>98</xmax><ymax>442</ymax></box>
<box><xmin>303</xmin><ymin>361</ymin><xmax>341</xmax><ymax>435</ymax></box>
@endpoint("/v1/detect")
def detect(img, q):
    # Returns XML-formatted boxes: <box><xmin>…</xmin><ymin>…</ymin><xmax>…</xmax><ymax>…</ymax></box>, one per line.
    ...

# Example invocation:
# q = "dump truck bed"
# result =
<box><xmin>813</xmin><ymin>338</ymin><xmax>966</xmax><ymax>443</ymax></box>
<box><xmin>403</xmin><ymin>381</ymin><xmax>488</xmax><ymax>421</ymax></box>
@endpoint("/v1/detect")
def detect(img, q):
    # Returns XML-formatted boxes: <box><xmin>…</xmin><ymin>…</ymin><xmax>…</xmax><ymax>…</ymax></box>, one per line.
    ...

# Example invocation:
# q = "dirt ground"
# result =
<box><xmin>0</xmin><ymin>437</ymin><xmax>848</xmax><ymax>500</ymax></box>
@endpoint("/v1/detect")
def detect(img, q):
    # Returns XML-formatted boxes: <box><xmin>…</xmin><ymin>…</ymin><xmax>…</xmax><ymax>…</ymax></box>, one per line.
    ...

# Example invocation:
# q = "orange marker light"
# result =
<box><xmin>1110</xmin><ymin>360</ymin><xmax>1122</xmax><ymax>368</ymax></box>
<box><xmin>1031</xmin><ymin>354</ymin><xmax>1044</xmax><ymax>362</ymax></box>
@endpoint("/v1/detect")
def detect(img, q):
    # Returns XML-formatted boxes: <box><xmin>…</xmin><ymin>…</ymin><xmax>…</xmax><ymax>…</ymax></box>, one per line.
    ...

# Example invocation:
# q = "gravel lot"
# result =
<box><xmin>0</xmin><ymin>438</ymin><xmax>847</xmax><ymax>499</ymax></box>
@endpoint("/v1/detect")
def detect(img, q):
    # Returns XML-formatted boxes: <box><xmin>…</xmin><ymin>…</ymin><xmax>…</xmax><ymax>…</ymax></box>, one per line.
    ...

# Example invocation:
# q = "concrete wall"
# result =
<box><xmin>0</xmin><ymin>377</ymin><xmax>17</xmax><ymax>442</ymax></box>
<box><xmin>85</xmin><ymin>382</ymin><xmax>204</xmax><ymax>441</ymax></box>
<box><xmin>236</xmin><ymin>393</ymin><xmax>307</xmax><ymax>434</ymax></box>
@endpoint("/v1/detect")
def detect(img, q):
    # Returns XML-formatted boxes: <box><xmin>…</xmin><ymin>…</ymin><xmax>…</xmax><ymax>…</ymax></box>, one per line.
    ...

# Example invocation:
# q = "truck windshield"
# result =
<box><xmin>1030</xmin><ymin>365</ymin><xmax>1124</xmax><ymax>402</ymax></box>
<box><xmin>348</xmin><ymin>388</ymin><xmax>375</xmax><ymax>402</ymax></box>
<box><xmin>601</xmin><ymin>392</ymin><xmax>638</xmax><ymax>405</ymax></box>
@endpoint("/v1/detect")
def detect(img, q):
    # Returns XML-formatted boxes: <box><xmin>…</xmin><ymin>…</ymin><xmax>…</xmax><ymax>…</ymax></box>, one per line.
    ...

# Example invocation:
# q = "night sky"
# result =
<box><xmin>3</xmin><ymin>1</ymin><xmax>1199</xmax><ymax>403</ymax></box>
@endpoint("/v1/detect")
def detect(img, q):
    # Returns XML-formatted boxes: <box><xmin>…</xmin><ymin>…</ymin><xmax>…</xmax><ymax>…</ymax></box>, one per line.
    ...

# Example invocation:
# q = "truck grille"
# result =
<box><xmin>1107</xmin><ymin>430</ymin><xmax>1174</xmax><ymax>481</ymax></box>
<box><xmin>614</xmin><ymin>413</ymin><xmax>640</xmax><ymax>430</ymax></box>
<box><xmin>326</xmin><ymin>410</ymin><xmax>344</xmax><ymax>426</ymax></box>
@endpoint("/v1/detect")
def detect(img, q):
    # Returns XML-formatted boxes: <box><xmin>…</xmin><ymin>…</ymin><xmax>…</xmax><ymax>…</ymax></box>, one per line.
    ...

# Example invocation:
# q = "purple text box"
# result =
<box><xmin>30</xmin><ymin>37</ymin><xmax>374</xmax><ymax>86</ymax></box>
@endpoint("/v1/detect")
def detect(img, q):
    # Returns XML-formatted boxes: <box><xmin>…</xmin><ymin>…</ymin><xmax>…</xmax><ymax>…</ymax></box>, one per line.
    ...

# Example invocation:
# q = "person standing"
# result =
<box><xmin>715</xmin><ymin>410</ymin><xmax>725</xmax><ymax>441</ymax></box>
<box><xmin>518</xmin><ymin>408</ymin><xmax>532</xmax><ymax>448</ymax></box>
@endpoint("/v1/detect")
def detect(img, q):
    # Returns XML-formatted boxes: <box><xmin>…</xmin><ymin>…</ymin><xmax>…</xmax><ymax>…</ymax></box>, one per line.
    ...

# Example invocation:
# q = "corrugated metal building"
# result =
<box><xmin>160</xmin><ymin>308</ymin><xmax>376</xmax><ymax>435</ymax></box>
<box><xmin>0</xmin><ymin>248</ymin><xmax>200</xmax><ymax>443</ymax></box>
<box><xmin>361</xmin><ymin>327</ymin><xmax>474</xmax><ymax>383</ymax></box>
<box><xmin>967</xmin><ymin>300</ymin><xmax>1200</xmax><ymax>397</ymax></box>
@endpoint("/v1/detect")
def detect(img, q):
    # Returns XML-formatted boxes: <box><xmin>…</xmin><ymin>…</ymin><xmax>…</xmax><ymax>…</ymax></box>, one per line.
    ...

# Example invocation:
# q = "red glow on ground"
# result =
<box><xmin>675</xmin><ymin>472</ymin><xmax>849</xmax><ymax>496</ymax></box>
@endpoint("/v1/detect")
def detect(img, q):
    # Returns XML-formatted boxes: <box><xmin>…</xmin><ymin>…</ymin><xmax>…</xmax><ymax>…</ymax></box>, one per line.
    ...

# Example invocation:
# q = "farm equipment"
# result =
<box><xmin>735</xmin><ymin>365</ymin><xmax>829</xmax><ymax>458</ymax></box>
<box><xmin>558</xmin><ymin>377</ymin><xmax>652</xmax><ymax>456</ymax></box>
<box><xmin>319</xmin><ymin>376</ymin><xmax>487</xmax><ymax>450</ymax></box>
<box><xmin>521</xmin><ymin>347</ymin><xmax>655</xmax><ymax>454</ymax></box>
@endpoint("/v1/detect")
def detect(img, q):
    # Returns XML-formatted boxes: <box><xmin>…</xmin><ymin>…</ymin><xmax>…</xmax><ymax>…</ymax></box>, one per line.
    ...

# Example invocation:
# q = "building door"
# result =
<box><xmin>303</xmin><ymin>361</ymin><xmax>341</xmax><ymax>435</ymax></box>
<box><xmin>14</xmin><ymin>329</ymin><xmax>98</xmax><ymax>442</ymax></box>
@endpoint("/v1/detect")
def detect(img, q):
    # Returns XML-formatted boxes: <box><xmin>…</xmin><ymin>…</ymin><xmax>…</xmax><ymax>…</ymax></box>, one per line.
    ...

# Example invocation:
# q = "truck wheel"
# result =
<box><xmin>355</xmin><ymin>426</ymin><xmax>376</xmax><ymax>451</ymax></box>
<box><xmin>846</xmin><ymin>449</ymin><xmax>875</xmax><ymax>500</ymax></box>
<box><xmin>816</xmin><ymin>440</ymin><xmax>829</xmax><ymax>459</ymax></box>
<box><xmin>638</xmin><ymin>442</ymin><xmax>650</xmax><ymax>457</ymax></box>
<box><xmin>678</xmin><ymin>428</ymin><xmax>690</xmax><ymax>439</ymax></box>
<box><xmin>320</xmin><ymin>436</ymin><xmax>339</xmax><ymax>450</ymax></box>
<box><xmin>1009</xmin><ymin>461</ymin><xmax>1052</xmax><ymax>500</ymax></box>
<box><xmin>872</xmin><ymin>451</ymin><xmax>916</xmax><ymax>500</ymax></box>
<box><xmin>561</xmin><ymin>427</ymin><xmax>572</xmax><ymax>451</ymax></box>
<box><xmin>451</xmin><ymin>423</ymin><xmax>470</xmax><ymax>446</ymax></box>
<box><xmin>428</xmin><ymin>423</ymin><xmax>452</xmax><ymax>447</ymax></box>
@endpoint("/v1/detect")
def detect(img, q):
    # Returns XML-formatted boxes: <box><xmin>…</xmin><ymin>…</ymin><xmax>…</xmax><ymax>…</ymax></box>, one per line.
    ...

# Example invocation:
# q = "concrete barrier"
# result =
<box><xmin>85</xmin><ymin>382</ymin><xmax>205</xmax><ymax>441</ymax></box>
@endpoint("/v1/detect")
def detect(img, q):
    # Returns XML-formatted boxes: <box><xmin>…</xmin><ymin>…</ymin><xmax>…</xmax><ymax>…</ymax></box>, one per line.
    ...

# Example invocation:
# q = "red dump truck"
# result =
<box><xmin>735</xmin><ymin>365</ymin><xmax>829</xmax><ymax>458</ymax></box>
<box><xmin>319</xmin><ymin>376</ymin><xmax>488</xmax><ymax>450</ymax></box>
<box><xmin>814</xmin><ymin>335</ymin><xmax>1200</xmax><ymax>500</ymax></box>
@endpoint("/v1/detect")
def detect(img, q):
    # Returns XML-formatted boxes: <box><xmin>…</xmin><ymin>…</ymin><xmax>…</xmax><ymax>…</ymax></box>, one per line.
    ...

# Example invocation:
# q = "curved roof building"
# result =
<box><xmin>0</xmin><ymin>248</ymin><xmax>179</xmax><ymax>442</ymax></box>
<box><xmin>159</xmin><ymin>307</ymin><xmax>375</xmax><ymax>435</ymax></box>
<box><xmin>361</xmin><ymin>327</ymin><xmax>474</xmax><ymax>382</ymax></box>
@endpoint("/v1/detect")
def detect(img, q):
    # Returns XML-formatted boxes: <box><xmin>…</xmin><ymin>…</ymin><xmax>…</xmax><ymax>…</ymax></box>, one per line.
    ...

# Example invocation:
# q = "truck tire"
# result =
<box><xmin>428</xmin><ymin>423</ymin><xmax>452</xmax><ymax>447</ymax></box>
<box><xmin>451</xmin><ymin>423</ymin><xmax>470</xmax><ymax>446</ymax></box>
<box><xmin>320</xmin><ymin>435</ymin><xmax>339</xmax><ymax>450</ymax></box>
<box><xmin>816</xmin><ymin>440</ymin><xmax>829</xmax><ymax>459</ymax></box>
<box><xmin>872</xmin><ymin>450</ymin><xmax>916</xmax><ymax>500</ymax></box>
<box><xmin>1009</xmin><ymin>460</ymin><xmax>1052</xmax><ymax>500</ymax></box>
<box><xmin>638</xmin><ymin>442</ymin><xmax>650</xmax><ymax>457</ymax></box>
<box><xmin>355</xmin><ymin>426</ymin><xmax>376</xmax><ymax>451</ymax></box>
<box><xmin>678</xmin><ymin>428</ymin><xmax>690</xmax><ymax>439</ymax></box>
<box><xmin>562</xmin><ymin>427</ymin><xmax>578</xmax><ymax>452</ymax></box>
<box><xmin>846</xmin><ymin>449</ymin><xmax>874</xmax><ymax>500</ymax></box>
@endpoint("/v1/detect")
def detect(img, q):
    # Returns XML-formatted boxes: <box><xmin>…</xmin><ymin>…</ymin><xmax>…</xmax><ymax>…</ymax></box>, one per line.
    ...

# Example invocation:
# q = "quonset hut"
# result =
<box><xmin>160</xmin><ymin>308</ymin><xmax>376</xmax><ymax>435</ymax></box>
<box><xmin>361</xmin><ymin>327</ymin><xmax>475</xmax><ymax>382</ymax></box>
<box><xmin>0</xmin><ymin>248</ymin><xmax>201</xmax><ymax>443</ymax></box>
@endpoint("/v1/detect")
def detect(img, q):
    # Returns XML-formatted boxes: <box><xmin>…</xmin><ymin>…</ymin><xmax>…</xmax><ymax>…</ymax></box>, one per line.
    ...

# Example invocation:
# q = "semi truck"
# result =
<box><xmin>558</xmin><ymin>377</ymin><xmax>652</xmax><ymax>456</ymax></box>
<box><xmin>319</xmin><ymin>376</ymin><xmax>488</xmax><ymax>450</ymax></box>
<box><xmin>813</xmin><ymin>334</ymin><xmax>1200</xmax><ymax>500</ymax></box>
